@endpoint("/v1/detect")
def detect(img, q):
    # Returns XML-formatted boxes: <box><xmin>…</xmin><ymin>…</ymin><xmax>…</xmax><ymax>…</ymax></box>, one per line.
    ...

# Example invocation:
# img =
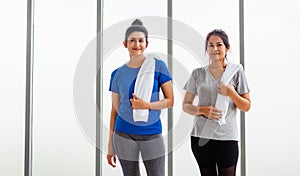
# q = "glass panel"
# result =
<box><xmin>0</xmin><ymin>1</ymin><xmax>27</xmax><ymax>175</ymax></box>
<box><xmin>102</xmin><ymin>1</ymin><xmax>168</xmax><ymax>175</ymax></box>
<box><xmin>173</xmin><ymin>1</ymin><xmax>241</xmax><ymax>175</ymax></box>
<box><xmin>32</xmin><ymin>0</ymin><xmax>96</xmax><ymax>175</ymax></box>
<box><xmin>245</xmin><ymin>0</ymin><xmax>300</xmax><ymax>175</ymax></box>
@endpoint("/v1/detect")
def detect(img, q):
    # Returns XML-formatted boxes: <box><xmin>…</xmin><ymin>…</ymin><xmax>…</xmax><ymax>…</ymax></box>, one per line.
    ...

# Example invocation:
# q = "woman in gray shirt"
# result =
<box><xmin>183</xmin><ymin>29</ymin><xmax>251</xmax><ymax>176</ymax></box>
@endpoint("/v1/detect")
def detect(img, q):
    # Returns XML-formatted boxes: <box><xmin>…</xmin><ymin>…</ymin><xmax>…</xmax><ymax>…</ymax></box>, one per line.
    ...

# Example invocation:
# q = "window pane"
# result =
<box><xmin>0</xmin><ymin>1</ymin><xmax>27</xmax><ymax>175</ymax></box>
<box><xmin>173</xmin><ymin>1</ymin><xmax>241</xmax><ymax>175</ymax></box>
<box><xmin>32</xmin><ymin>1</ymin><xmax>96</xmax><ymax>175</ymax></box>
<box><xmin>245</xmin><ymin>0</ymin><xmax>300</xmax><ymax>175</ymax></box>
<box><xmin>102</xmin><ymin>1</ymin><xmax>168</xmax><ymax>175</ymax></box>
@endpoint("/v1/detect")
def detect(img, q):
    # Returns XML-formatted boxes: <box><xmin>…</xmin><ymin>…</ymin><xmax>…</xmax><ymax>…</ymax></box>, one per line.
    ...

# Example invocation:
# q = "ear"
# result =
<box><xmin>226</xmin><ymin>46</ymin><xmax>230</xmax><ymax>53</ymax></box>
<box><xmin>123</xmin><ymin>41</ymin><xmax>127</xmax><ymax>48</ymax></box>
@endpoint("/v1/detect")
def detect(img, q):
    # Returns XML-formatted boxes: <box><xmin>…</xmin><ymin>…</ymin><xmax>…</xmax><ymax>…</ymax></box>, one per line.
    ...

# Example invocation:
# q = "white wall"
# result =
<box><xmin>245</xmin><ymin>0</ymin><xmax>300</xmax><ymax>175</ymax></box>
<box><xmin>32</xmin><ymin>0</ymin><xmax>96</xmax><ymax>175</ymax></box>
<box><xmin>0</xmin><ymin>1</ymin><xmax>26</xmax><ymax>175</ymax></box>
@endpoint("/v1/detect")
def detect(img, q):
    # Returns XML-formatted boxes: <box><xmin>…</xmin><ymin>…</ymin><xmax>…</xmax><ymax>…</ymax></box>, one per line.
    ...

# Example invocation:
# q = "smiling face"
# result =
<box><xmin>124</xmin><ymin>31</ymin><xmax>148</xmax><ymax>57</ymax></box>
<box><xmin>206</xmin><ymin>35</ymin><xmax>229</xmax><ymax>62</ymax></box>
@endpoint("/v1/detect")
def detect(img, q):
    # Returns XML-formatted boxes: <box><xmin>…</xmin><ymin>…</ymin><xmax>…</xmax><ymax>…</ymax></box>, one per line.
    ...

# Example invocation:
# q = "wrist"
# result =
<box><xmin>198</xmin><ymin>106</ymin><xmax>201</xmax><ymax>115</ymax></box>
<box><xmin>148</xmin><ymin>102</ymin><xmax>151</xmax><ymax>109</ymax></box>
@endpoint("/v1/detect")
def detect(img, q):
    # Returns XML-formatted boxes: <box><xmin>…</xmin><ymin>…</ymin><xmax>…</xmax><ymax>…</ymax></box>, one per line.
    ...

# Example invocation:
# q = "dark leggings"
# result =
<box><xmin>191</xmin><ymin>136</ymin><xmax>239</xmax><ymax>176</ymax></box>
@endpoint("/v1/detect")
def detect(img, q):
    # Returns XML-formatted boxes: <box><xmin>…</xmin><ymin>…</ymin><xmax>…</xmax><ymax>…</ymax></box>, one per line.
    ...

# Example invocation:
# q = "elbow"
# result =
<box><xmin>182</xmin><ymin>103</ymin><xmax>188</xmax><ymax>113</ymax></box>
<box><xmin>243</xmin><ymin>107</ymin><xmax>250</xmax><ymax>112</ymax></box>
<box><xmin>241</xmin><ymin>102</ymin><xmax>251</xmax><ymax>112</ymax></box>
<box><xmin>245</xmin><ymin>103</ymin><xmax>251</xmax><ymax>112</ymax></box>
<box><xmin>167</xmin><ymin>98</ymin><xmax>174</xmax><ymax>108</ymax></box>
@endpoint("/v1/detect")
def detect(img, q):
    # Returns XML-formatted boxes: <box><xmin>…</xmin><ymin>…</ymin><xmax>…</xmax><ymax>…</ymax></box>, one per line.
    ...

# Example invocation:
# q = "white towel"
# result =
<box><xmin>215</xmin><ymin>62</ymin><xmax>242</xmax><ymax>126</ymax></box>
<box><xmin>133</xmin><ymin>56</ymin><xmax>155</xmax><ymax>122</ymax></box>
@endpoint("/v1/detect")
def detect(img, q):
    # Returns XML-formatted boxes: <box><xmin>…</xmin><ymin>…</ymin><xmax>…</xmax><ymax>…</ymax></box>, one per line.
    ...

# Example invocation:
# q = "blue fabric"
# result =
<box><xmin>109</xmin><ymin>59</ymin><xmax>172</xmax><ymax>135</ymax></box>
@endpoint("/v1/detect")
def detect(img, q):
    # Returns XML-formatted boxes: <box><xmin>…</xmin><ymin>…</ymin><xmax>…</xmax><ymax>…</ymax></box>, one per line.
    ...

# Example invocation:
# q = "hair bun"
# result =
<box><xmin>131</xmin><ymin>19</ymin><xmax>143</xmax><ymax>26</ymax></box>
<box><xmin>125</xmin><ymin>19</ymin><xmax>148</xmax><ymax>41</ymax></box>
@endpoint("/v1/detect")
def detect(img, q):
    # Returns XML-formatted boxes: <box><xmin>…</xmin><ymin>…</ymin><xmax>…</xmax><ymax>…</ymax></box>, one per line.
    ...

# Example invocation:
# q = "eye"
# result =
<box><xmin>139</xmin><ymin>39</ymin><xmax>144</xmax><ymax>43</ymax></box>
<box><xmin>217</xmin><ymin>43</ymin><xmax>223</xmax><ymax>47</ymax></box>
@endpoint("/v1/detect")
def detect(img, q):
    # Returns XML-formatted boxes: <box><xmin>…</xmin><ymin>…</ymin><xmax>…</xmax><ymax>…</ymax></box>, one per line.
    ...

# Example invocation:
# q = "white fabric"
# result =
<box><xmin>215</xmin><ymin>62</ymin><xmax>241</xmax><ymax>126</ymax></box>
<box><xmin>133</xmin><ymin>56</ymin><xmax>155</xmax><ymax>122</ymax></box>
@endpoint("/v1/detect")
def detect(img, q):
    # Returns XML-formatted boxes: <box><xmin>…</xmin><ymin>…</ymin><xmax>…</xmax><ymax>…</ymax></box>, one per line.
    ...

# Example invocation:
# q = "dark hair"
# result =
<box><xmin>205</xmin><ymin>29</ymin><xmax>230</xmax><ymax>51</ymax></box>
<box><xmin>125</xmin><ymin>19</ymin><xmax>148</xmax><ymax>42</ymax></box>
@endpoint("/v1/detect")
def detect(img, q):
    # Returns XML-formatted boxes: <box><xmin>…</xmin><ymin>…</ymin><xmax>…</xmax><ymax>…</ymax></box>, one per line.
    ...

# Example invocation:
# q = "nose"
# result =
<box><xmin>134</xmin><ymin>41</ymin><xmax>140</xmax><ymax>47</ymax></box>
<box><xmin>213</xmin><ymin>45</ymin><xmax>218</xmax><ymax>51</ymax></box>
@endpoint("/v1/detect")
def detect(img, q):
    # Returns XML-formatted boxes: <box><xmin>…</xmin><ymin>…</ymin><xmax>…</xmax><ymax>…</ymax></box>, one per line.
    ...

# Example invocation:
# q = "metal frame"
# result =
<box><xmin>25</xmin><ymin>0</ymin><xmax>34</xmax><ymax>175</ymax></box>
<box><xmin>167</xmin><ymin>0</ymin><xmax>173</xmax><ymax>175</ymax></box>
<box><xmin>239</xmin><ymin>0</ymin><xmax>246</xmax><ymax>175</ymax></box>
<box><xmin>96</xmin><ymin>0</ymin><xmax>103</xmax><ymax>175</ymax></box>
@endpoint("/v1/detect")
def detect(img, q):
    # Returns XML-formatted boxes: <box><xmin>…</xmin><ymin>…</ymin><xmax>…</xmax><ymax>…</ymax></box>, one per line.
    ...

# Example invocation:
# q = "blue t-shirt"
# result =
<box><xmin>109</xmin><ymin>59</ymin><xmax>172</xmax><ymax>135</ymax></box>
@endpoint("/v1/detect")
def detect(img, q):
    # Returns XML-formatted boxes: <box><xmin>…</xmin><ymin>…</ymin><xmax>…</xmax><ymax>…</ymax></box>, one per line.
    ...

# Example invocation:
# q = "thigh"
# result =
<box><xmin>215</xmin><ymin>140</ymin><xmax>239</xmax><ymax>169</ymax></box>
<box><xmin>139</xmin><ymin>133</ymin><xmax>165</xmax><ymax>161</ymax></box>
<box><xmin>118</xmin><ymin>159</ymin><xmax>141</xmax><ymax>176</ymax></box>
<box><xmin>139</xmin><ymin>134</ymin><xmax>165</xmax><ymax>176</ymax></box>
<box><xmin>113</xmin><ymin>131</ymin><xmax>139</xmax><ymax>161</ymax></box>
<box><xmin>143</xmin><ymin>156</ymin><xmax>165</xmax><ymax>176</ymax></box>
<box><xmin>191</xmin><ymin>136</ymin><xmax>216</xmax><ymax>169</ymax></box>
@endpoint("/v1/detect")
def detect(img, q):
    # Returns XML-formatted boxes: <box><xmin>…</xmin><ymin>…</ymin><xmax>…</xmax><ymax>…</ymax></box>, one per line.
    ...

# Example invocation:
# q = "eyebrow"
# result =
<box><xmin>208</xmin><ymin>42</ymin><xmax>223</xmax><ymax>44</ymax></box>
<box><xmin>129</xmin><ymin>37</ymin><xmax>145</xmax><ymax>40</ymax></box>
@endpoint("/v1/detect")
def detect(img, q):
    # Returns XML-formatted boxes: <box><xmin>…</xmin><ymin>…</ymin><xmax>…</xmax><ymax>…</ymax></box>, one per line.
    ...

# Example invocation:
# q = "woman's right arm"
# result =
<box><xmin>107</xmin><ymin>92</ymin><xmax>120</xmax><ymax>168</ymax></box>
<box><xmin>182</xmin><ymin>91</ymin><xmax>199</xmax><ymax>116</ymax></box>
<box><xmin>182</xmin><ymin>91</ymin><xmax>222</xmax><ymax>121</ymax></box>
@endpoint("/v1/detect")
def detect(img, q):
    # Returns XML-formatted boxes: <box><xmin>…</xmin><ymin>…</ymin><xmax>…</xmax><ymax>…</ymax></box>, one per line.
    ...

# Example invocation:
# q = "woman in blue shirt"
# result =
<box><xmin>107</xmin><ymin>19</ymin><xmax>174</xmax><ymax>176</ymax></box>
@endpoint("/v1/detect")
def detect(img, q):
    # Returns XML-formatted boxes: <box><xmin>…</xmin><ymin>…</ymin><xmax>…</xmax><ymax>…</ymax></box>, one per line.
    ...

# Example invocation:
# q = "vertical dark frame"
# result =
<box><xmin>96</xmin><ymin>0</ymin><xmax>103</xmax><ymax>175</ymax></box>
<box><xmin>25</xmin><ymin>0</ymin><xmax>34</xmax><ymax>175</ymax></box>
<box><xmin>239</xmin><ymin>0</ymin><xmax>246</xmax><ymax>175</ymax></box>
<box><xmin>167</xmin><ymin>0</ymin><xmax>173</xmax><ymax>175</ymax></box>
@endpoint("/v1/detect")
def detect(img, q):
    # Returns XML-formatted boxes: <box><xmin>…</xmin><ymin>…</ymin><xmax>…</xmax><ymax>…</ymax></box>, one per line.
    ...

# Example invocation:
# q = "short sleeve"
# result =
<box><xmin>235</xmin><ymin>66</ymin><xmax>250</xmax><ymax>95</ymax></box>
<box><xmin>157</xmin><ymin>59</ymin><xmax>172</xmax><ymax>84</ymax></box>
<box><xmin>183</xmin><ymin>69</ymin><xmax>198</xmax><ymax>95</ymax></box>
<box><xmin>109</xmin><ymin>68</ymin><xmax>119</xmax><ymax>93</ymax></box>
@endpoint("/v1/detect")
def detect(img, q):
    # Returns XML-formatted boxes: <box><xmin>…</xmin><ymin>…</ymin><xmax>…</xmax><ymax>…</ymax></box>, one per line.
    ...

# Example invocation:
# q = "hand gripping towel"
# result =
<box><xmin>215</xmin><ymin>62</ymin><xmax>242</xmax><ymax>126</ymax></box>
<box><xmin>133</xmin><ymin>56</ymin><xmax>155</xmax><ymax>122</ymax></box>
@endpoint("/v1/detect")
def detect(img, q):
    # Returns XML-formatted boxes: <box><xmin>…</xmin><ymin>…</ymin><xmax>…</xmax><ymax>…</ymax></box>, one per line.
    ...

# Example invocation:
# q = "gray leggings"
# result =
<box><xmin>113</xmin><ymin>131</ymin><xmax>165</xmax><ymax>176</ymax></box>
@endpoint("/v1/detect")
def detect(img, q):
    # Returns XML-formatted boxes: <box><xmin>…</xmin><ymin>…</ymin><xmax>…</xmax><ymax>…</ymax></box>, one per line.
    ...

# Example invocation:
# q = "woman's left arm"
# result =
<box><xmin>130</xmin><ymin>80</ymin><xmax>174</xmax><ymax>110</ymax></box>
<box><xmin>217</xmin><ymin>82</ymin><xmax>251</xmax><ymax>112</ymax></box>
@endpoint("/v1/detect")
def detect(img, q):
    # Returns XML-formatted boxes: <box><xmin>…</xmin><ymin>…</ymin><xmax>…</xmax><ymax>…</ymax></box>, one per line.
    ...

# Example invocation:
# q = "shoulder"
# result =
<box><xmin>153</xmin><ymin>58</ymin><xmax>169</xmax><ymax>72</ymax></box>
<box><xmin>229</xmin><ymin>63</ymin><xmax>247</xmax><ymax>80</ymax></box>
<box><xmin>228</xmin><ymin>62</ymin><xmax>243</xmax><ymax>70</ymax></box>
<box><xmin>111</xmin><ymin>65</ymin><xmax>125</xmax><ymax>78</ymax></box>
<box><xmin>191</xmin><ymin>66</ymin><xmax>207</xmax><ymax>77</ymax></box>
<box><xmin>154</xmin><ymin>58</ymin><xmax>167</xmax><ymax>67</ymax></box>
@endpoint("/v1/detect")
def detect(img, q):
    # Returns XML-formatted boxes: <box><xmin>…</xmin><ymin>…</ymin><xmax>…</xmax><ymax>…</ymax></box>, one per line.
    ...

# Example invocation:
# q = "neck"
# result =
<box><xmin>127</xmin><ymin>54</ymin><xmax>146</xmax><ymax>68</ymax></box>
<box><xmin>209</xmin><ymin>59</ymin><xmax>226</xmax><ymax>69</ymax></box>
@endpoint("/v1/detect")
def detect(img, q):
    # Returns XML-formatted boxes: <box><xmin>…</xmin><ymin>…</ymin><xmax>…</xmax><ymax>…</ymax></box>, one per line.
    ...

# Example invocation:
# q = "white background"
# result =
<box><xmin>0</xmin><ymin>0</ymin><xmax>300</xmax><ymax>175</ymax></box>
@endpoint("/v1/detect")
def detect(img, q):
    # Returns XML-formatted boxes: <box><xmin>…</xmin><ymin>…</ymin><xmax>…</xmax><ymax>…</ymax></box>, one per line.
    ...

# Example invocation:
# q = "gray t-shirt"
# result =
<box><xmin>183</xmin><ymin>64</ymin><xmax>250</xmax><ymax>141</ymax></box>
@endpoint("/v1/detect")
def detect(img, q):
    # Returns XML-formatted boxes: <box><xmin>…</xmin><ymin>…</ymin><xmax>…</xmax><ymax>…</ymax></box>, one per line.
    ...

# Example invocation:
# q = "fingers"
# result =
<box><xmin>130</xmin><ymin>93</ymin><xmax>142</xmax><ymax>109</ymax></box>
<box><xmin>132</xmin><ymin>93</ymin><xmax>138</xmax><ymax>100</ymax></box>
<box><xmin>107</xmin><ymin>154</ymin><xmax>116</xmax><ymax>167</ymax></box>
<box><xmin>208</xmin><ymin>108</ymin><xmax>222</xmax><ymax>121</ymax></box>
<box><xmin>217</xmin><ymin>82</ymin><xmax>228</xmax><ymax>95</ymax></box>
<box><xmin>130</xmin><ymin>94</ymin><xmax>138</xmax><ymax>103</ymax></box>
<box><xmin>217</xmin><ymin>82</ymin><xmax>224</xmax><ymax>90</ymax></box>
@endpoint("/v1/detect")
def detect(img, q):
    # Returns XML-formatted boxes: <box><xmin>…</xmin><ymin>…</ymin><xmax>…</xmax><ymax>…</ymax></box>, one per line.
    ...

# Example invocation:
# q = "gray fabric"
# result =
<box><xmin>113</xmin><ymin>131</ymin><xmax>165</xmax><ymax>176</ymax></box>
<box><xmin>183</xmin><ymin>65</ymin><xmax>250</xmax><ymax>141</ymax></box>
